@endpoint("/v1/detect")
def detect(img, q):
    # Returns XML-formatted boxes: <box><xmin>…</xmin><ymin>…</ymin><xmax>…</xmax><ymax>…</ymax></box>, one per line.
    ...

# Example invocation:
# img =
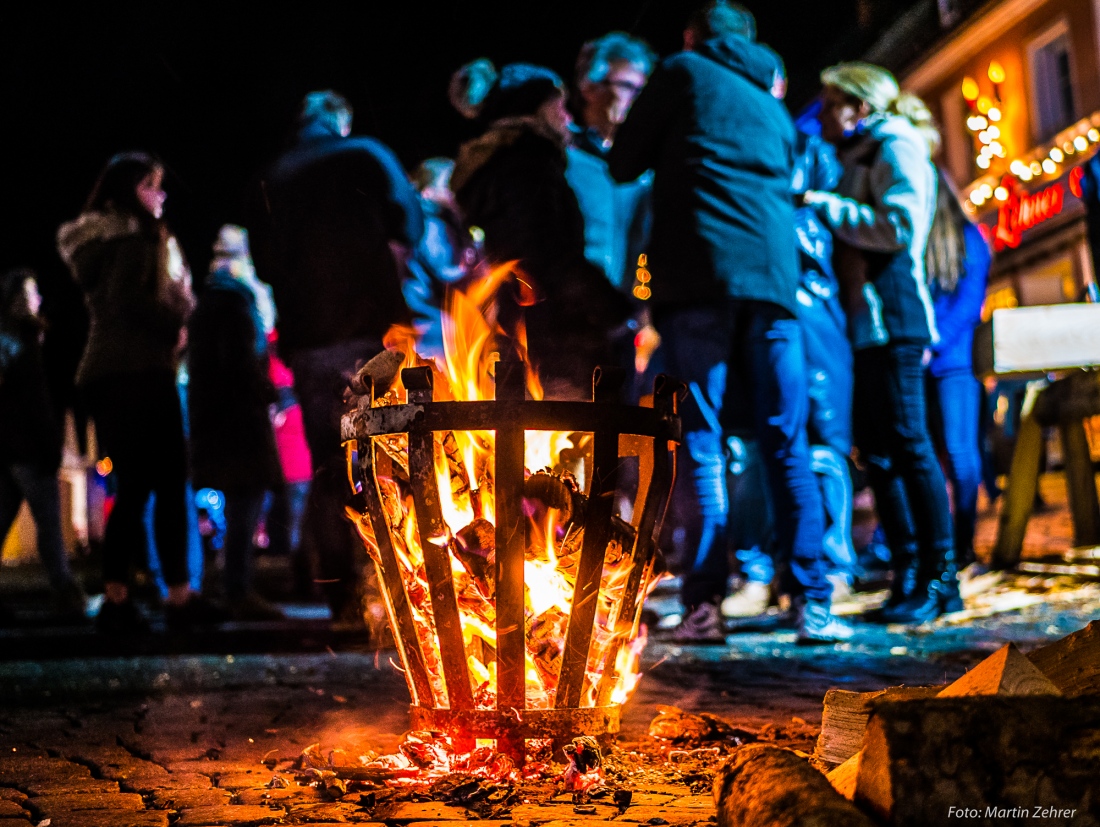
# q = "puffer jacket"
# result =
<box><xmin>57</xmin><ymin>211</ymin><xmax>193</xmax><ymax>385</ymax></box>
<box><xmin>807</xmin><ymin>114</ymin><xmax>938</xmax><ymax>344</ymax></box>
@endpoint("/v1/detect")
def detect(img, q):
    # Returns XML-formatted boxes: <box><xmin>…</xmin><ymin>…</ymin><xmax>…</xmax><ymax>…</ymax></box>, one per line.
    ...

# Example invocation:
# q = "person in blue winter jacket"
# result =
<box><xmin>924</xmin><ymin>169</ymin><xmax>991</xmax><ymax>573</ymax></box>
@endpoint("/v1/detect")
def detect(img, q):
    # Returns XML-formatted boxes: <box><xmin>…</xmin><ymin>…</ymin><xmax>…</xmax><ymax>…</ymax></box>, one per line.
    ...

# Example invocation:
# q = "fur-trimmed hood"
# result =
<box><xmin>451</xmin><ymin>116</ymin><xmax>566</xmax><ymax>194</ymax></box>
<box><xmin>56</xmin><ymin>210</ymin><xmax>141</xmax><ymax>267</ymax></box>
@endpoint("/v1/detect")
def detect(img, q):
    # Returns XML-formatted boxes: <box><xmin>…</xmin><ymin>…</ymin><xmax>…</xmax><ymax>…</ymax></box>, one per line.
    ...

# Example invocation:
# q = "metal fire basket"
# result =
<box><xmin>341</xmin><ymin>360</ymin><xmax>683</xmax><ymax>761</ymax></box>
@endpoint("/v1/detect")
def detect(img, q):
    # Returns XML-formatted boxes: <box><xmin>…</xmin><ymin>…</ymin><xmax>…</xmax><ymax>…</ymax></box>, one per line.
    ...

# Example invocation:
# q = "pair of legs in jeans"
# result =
<box><xmin>853</xmin><ymin>344</ymin><xmax>956</xmax><ymax>613</ymax></box>
<box><xmin>0</xmin><ymin>463</ymin><xmax>82</xmax><ymax>603</ymax></box>
<box><xmin>656</xmin><ymin>300</ymin><xmax>830</xmax><ymax>612</ymax></box>
<box><xmin>290</xmin><ymin>338</ymin><xmax>381</xmax><ymax>622</ymax></box>
<box><xmin>926</xmin><ymin>370</ymin><xmax>982</xmax><ymax>568</ymax></box>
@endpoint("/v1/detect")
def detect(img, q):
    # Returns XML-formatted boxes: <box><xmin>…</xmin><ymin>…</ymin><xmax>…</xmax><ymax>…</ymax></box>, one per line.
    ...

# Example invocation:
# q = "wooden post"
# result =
<box><xmin>1059</xmin><ymin>416</ymin><xmax>1100</xmax><ymax>548</ymax></box>
<box><xmin>990</xmin><ymin>413</ymin><xmax>1044</xmax><ymax>570</ymax></box>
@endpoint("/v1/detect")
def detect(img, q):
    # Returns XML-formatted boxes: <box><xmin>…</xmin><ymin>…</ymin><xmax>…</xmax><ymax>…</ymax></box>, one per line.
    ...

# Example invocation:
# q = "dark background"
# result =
<box><xmin>1</xmin><ymin>1</ymin><xmax>901</xmax><ymax>294</ymax></box>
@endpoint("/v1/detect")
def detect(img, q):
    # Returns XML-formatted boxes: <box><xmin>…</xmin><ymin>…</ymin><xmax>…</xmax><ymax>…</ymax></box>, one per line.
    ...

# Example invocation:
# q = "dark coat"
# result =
<box><xmin>57</xmin><ymin>211</ymin><xmax>192</xmax><ymax>386</ymax></box>
<box><xmin>249</xmin><ymin>126</ymin><xmax>424</xmax><ymax>356</ymax></box>
<box><xmin>608</xmin><ymin>35</ymin><xmax>800</xmax><ymax>315</ymax></box>
<box><xmin>928</xmin><ymin>221</ymin><xmax>991</xmax><ymax>377</ymax></box>
<box><xmin>187</xmin><ymin>272</ymin><xmax>282</xmax><ymax>492</ymax></box>
<box><xmin>452</xmin><ymin>118</ymin><xmax>628</xmax><ymax>390</ymax></box>
<box><xmin>0</xmin><ymin>319</ymin><xmax>62</xmax><ymax>470</ymax></box>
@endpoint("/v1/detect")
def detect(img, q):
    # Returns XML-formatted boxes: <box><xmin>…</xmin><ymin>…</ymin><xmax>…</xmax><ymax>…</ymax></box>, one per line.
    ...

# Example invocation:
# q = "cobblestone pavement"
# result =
<box><xmin>0</xmin><ymin>474</ymin><xmax>1097</xmax><ymax>826</ymax></box>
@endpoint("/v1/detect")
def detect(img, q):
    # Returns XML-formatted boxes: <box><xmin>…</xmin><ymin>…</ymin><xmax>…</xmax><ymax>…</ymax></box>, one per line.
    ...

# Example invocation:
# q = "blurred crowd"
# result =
<box><xmin>7</xmin><ymin>0</ymin><xmax>1084</xmax><ymax>644</ymax></box>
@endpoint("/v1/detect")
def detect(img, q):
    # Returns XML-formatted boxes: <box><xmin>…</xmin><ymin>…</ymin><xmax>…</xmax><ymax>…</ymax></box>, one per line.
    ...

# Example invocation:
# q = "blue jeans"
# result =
<box><xmin>729</xmin><ymin>443</ymin><xmax>855</xmax><ymax>587</ymax></box>
<box><xmin>927</xmin><ymin>370</ymin><xmax>982</xmax><ymax>567</ymax></box>
<box><xmin>0</xmin><ymin>463</ymin><xmax>76</xmax><ymax>591</ymax></box>
<box><xmin>655</xmin><ymin>301</ymin><xmax>830</xmax><ymax>608</ymax></box>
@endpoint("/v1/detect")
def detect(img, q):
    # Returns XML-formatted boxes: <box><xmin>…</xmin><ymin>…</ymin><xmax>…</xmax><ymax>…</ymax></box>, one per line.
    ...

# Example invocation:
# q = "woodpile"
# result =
<box><xmin>714</xmin><ymin>622</ymin><xmax>1100</xmax><ymax>826</ymax></box>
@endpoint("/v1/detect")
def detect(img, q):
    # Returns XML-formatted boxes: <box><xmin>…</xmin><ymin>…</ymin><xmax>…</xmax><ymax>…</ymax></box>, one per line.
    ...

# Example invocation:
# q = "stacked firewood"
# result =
<box><xmin>713</xmin><ymin>621</ymin><xmax>1100</xmax><ymax>826</ymax></box>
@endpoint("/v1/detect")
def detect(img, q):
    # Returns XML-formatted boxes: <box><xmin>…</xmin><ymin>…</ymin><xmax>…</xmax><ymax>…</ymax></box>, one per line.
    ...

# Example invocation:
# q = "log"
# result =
<box><xmin>826</xmin><ymin>752</ymin><xmax>860</xmax><ymax>801</ymax></box>
<box><xmin>813</xmin><ymin>685</ymin><xmax>942</xmax><ymax>768</ymax></box>
<box><xmin>1026</xmin><ymin>620</ymin><xmax>1100</xmax><ymax>697</ymax></box>
<box><xmin>937</xmin><ymin>643</ymin><xmax>1061</xmax><ymax>698</ymax></box>
<box><xmin>854</xmin><ymin>697</ymin><xmax>1100</xmax><ymax>825</ymax></box>
<box><xmin>713</xmin><ymin>745</ymin><xmax>876</xmax><ymax>827</ymax></box>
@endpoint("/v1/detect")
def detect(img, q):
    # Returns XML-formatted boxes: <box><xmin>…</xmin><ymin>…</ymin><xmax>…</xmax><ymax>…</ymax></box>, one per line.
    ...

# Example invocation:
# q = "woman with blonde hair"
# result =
<box><xmin>804</xmin><ymin>62</ymin><xmax>958</xmax><ymax>624</ymax></box>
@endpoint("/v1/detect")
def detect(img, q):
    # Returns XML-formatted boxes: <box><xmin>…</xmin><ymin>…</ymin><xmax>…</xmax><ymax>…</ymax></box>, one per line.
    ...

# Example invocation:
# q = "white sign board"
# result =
<box><xmin>989</xmin><ymin>304</ymin><xmax>1100</xmax><ymax>374</ymax></box>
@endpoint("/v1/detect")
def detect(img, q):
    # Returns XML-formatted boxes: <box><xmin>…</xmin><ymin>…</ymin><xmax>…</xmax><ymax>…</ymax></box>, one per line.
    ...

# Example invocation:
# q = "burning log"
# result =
<box><xmin>455</xmin><ymin>517</ymin><xmax>496</xmax><ymax>596</ymax></box>
<box><xmin>713</xmin><ymin>745</ymin><xmax>875</xmax><ymax>827</ymax></box>
<box><xmin>562</xmin><ymin>736</ymin><xmax>603</xmax><ymax>793</ymax></box>
<box><xmin>525</xmin><ymin>469</ymin><xmax>584</xmax><ymax>524</ymax></box>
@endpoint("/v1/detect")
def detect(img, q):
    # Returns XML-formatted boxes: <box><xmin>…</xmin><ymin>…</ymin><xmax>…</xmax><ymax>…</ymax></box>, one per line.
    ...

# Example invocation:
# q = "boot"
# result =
<box><xmin>882</xmin><ymin>543</ymin><xmax>919</xmax><ymax>609</ymax></box>
<box><xmin>877</xmin><ymin>545</ymin><xmax>962</xmax><ymax>625</ymax></box>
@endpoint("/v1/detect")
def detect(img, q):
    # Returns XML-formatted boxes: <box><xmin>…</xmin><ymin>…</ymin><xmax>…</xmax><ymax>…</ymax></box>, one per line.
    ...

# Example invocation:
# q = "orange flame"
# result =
<box><xmin>358</xmin><ymin>263</ymin><xmax>650</xmax><ymax>715</ymax></box>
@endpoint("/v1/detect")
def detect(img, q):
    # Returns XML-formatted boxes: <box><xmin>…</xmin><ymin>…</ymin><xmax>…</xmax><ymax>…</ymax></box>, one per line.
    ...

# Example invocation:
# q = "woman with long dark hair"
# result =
<box><xmin>924</xmin><ymin>170</ymin><xmax>991</xmax><ymax>575</ymax></box>
<box><xmin>58</xmin><ymin>152</ymin><xmax>217</xmax><ymax>633</ymax></box>
<box><xmin>0</xmin><ymin>267</ymin><xmax>87</xmax><ymax>623</ymax></box>
<box><xmin>805</xmin><ymin>63</ymin><xmax>957</xmax><ymax>624</ymax></box>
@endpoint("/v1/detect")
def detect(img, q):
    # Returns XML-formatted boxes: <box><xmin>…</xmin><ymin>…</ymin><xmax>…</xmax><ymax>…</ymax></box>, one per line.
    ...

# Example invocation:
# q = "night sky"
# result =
<box><xmin>3</xmin><ymin>1</ymin><xmax>873</xmax><ymax>298</ymax></box>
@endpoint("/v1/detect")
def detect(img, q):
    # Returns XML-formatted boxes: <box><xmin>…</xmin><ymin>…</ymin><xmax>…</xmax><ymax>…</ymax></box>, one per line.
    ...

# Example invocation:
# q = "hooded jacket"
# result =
<box><xmin>806</xmin><ymin>113</ymin><xmax>939</xmax><ymax>344</ymax></box>
<box><xmin>248</xmin><ymin>123</ymin><xmax>424</xmax><ymax>355</ymax></box>
<box><xmin>608</xmin><ymin>34</ymin><xmax>800</xmax><ymax>314</ymax></box>
<box><xmin>57</xmin><ymin>211</ymin><xmax>193</xmax><ymax>386</ymax></box>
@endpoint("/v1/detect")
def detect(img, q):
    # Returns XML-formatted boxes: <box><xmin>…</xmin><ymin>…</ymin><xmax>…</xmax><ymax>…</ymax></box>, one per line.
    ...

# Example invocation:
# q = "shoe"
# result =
<box><xmin>54</xmin><ymin>580</ymin><xmax>89</xmax><ymax>622</ymax></box>
<box><xmin>796</xmin><ymin>599</ymin><xmax>854</xmax><ymax>644</ymax></box>
<box><xmin>958</xmin><ymin>562</ymin><xmax>1000</xmax><ymax>600</ymax></box>
<box><xmin>165</xmin><ymin>594</ymin><xmax>229</xmax><ymax>632</ymax></box>
<box><xmin>229</xmin><ymin>592</ymin><xmax>286</xmax><ymax>622</ymax></box>
<box><xmin>876</xmin><ymin>576</ymin><xmax>962</xmax><ymax>625</ymax></box>
<box><xmin>720</xmin><ymin>581</ymin><xmax>770</xmax><ymax>618</ymax></box>
<box><xmin>825</xmin><ymin>573</ymin><xmax>853</xmax><ymax>604</ymax></box>
<box><xmin>882</xmin><ymin>546</ymin><xmax>920</xmax><ymax>609</ymax></box>
<box><xmin>671</xmin><ymin>602</ymin><xmax>725</xmax><ymax>643</ymax></box>
<box><xmin>96</xmin><ymin>598</ymin><xmax>150</xmax><ymax>635</ymax></box>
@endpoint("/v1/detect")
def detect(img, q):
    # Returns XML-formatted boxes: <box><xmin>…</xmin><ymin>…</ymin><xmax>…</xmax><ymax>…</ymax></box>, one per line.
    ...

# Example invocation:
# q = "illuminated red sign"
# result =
<box><xmin>992</xmin><ymin>166</ymin><xmax>1086</xmax><ymax>251</ymax></box>
<box><xmin>994</xmin><ymin>178</ymin><xmax>1064</xmax><ymax>250</ymax></box>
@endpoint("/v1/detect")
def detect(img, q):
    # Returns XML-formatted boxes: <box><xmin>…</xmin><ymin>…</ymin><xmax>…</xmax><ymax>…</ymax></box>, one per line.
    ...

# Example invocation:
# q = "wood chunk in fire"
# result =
<box><xmin>455</xmin><ymin>518</ymin><xmax>496</xmax><ymax>597</ymax></box>
<box><xmin>525</xmin><ymin>470</ymin><xmax>585</xmax><ymax>526</ymax></box>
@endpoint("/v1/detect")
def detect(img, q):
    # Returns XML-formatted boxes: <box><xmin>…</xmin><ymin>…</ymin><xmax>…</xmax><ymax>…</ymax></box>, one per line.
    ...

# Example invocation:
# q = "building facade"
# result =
<box><xmin>880</xmin><ymin>0</ymin><xmax>1100</xmax><ymax>315</ymax></box>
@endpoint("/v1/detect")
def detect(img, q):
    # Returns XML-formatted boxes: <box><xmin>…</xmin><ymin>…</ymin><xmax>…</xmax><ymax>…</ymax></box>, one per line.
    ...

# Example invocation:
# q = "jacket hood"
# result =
<box><xmin>694</xmin><ymin>34</ymin><xmax>783</xmax><ymax>93</ymax></box>
<box><xmin>57</xmin><ymin>211</ymin><xmax>141</xmax><ymax>267</ymax></box>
